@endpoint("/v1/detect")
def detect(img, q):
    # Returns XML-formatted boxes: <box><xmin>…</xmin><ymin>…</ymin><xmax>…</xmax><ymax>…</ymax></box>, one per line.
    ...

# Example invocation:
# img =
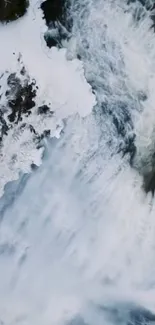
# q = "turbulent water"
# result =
<box><xmin>1</xmin><ymin>0</ymin><xmax>155</xmax><ymax>324</ymax></box>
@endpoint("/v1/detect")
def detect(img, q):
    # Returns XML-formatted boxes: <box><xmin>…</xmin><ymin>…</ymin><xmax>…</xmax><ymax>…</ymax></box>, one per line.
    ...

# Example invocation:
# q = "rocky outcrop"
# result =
<box><xmin>40</xmin><ymin>0</ymin><xmax>66</xmax><ymax>25</ymax></box>
<box><xmin>6</xmin><ymin>73</ymin><xmax>36</xmax><ymax>123</ymax></box>
<box><xmin>0</xmin><ymin>54</ymin><xmax>63</xmax><ymax>197</ymax></box>
<box><xmin>0</xmin><ymin>0</ymin><xmax>29</xmax><ymax>22</ymax></box>
<box><xmin>143</xmin><ymin>172</ymin><xmax>155</xmax><ymax>194</ymax></box>
<box><xmin>0</xmin><ymin>66</ymin><xmax>55</xmax><ymax>145</ymax></box>
<box><xmin>40</xmin><ymin>0</ymin><xmax>71</xmax><ymax>48</ymax></box>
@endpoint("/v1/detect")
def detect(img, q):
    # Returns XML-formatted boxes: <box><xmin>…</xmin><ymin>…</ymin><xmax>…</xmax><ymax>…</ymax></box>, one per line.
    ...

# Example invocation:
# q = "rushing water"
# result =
<box><xmin>1</xmin><ymin>0</ymin><xmax>155</xmax><ymax>324</ymax></box>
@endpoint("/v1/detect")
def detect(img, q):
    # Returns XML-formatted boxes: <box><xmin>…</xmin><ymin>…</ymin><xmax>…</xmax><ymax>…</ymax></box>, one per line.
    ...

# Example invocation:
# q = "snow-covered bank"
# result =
<box><xmin>0</xmin><ymin>0</ymin><xmax>95</xmax><ymax>197</ymax></box>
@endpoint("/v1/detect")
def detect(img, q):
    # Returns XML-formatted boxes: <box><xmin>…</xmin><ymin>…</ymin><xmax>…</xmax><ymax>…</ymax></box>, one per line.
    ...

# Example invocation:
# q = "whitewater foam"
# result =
<box><xmin>1</xmin><ymin>0</ymin><xmax>155</xmax><ymax>325</ymax></box>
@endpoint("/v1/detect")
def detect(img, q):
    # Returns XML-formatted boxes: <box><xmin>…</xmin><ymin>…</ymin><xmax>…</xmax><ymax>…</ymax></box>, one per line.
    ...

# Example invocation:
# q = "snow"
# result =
<box><xmin>0</xmin><ymin>0</ymin><xmax>96</xmax><ymax>197</ymax></box>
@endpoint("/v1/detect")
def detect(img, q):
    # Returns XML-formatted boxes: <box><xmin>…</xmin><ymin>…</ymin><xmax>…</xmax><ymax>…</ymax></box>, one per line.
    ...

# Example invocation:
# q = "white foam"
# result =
<box><xmin>1</xmin><ymin>0</ymin><xmax>155</xmax><ymax>325</ymax></box>
<box><xmin>0</xmin><ymin>114</ymin><xmax>155</xmax><ymax>325</ymax></box>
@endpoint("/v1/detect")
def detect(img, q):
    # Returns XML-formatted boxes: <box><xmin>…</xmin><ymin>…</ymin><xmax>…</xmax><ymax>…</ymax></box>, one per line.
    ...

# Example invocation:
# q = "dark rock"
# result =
<box><xmin>20</xmin><ymin>122</ymin><xmax>26</xmax><ymax>130</ymax></box>
<box><xmin>143</xmin><ymin>169</ymin><xmax>155</xmax><ymax>194</ymax></box>
<box><xmin>40</xmin><ymin>0</ymin><xmax>66</xmax><ymax>26</ymax></box>
<box><xmin>6</xmin><ymin>74</ymin><xmax>36</xmax><ymax>123</ymax></box>
<box><xmin>29</xmin><ymin>124</ymin><xmax>37</xmax><ymax>134</ymax></box>
<box><xmin>128</xmin><ymin>307</ymin><xmax>155</xmax><ymax>324</ymax></box>
<box><xmin>0</xmin><ymin>0</ymin><xmax>29</xmax><ymax>23</ymax></box>
<box><xmin>7</xmin><ymin>73</ymin><xmax>21</xmax><ymax>89</ymax></box>
<box><xmin>44</xmin><ymin>22</ymin><xmax>70</xmax><ymax>47</ymax></box>
<box><xmin>36</xmin><ymin>129</ymin><xmax>51</xmax><ymax>144</ymax></box>
<box><xmin>38</xmin><ymin>104</ymin><xmax>54</xmax><ymax>116</ymax></box>
<box><xmin>0</xmin><ymin>66</ymin><xmax>55</xmax><ymax>154</ymax></box>
<box><xmin>38</xmin><ymin>104</ymin><xmax>50</xmax><ymax>114</ymax></box>
<box><xmin>42</xmin><ymin>129</ymin><xmax>50</xmax><ymax>137</ymax></box>
<box><xmin>0</xmin><ymin>108</ymin><xmax>9</xmax><ymax>140</ymax></box>
<box><xmin>20</xmin><ymin>66</ymin><xmax>26</xmax><ymax>76</ymax></box>
<box><xmin>97</xmin><ymin>303</ymin><xmax>155</xmax><ymax>325</ymax></box>
<box><xmin>119</xmin><ymin>134</ymin><xmax>137</xmax><ymax>164</ymax></box>
<box><xmin>31</xmin><ymin>163</ymin><xmax>38</xmax><ymax>171</ymax></box>
<box><xmin>44</xmin><ymin>33</ymin><xmax>58</xmax><ymax>48</ymax></box>
<box><xmin>131</xmin><ymin>149</ymin><xmax>155</xmax><ymax>195</ymax></box>
<box><xmin>113</xmin><ymin>116</ymin><xmax>126</xmax><ymax>137</ymax></box>
<box><xmin>40</xmin><ymin>0</ymin><xmax>71</xmax><ymax>48</ymax></box>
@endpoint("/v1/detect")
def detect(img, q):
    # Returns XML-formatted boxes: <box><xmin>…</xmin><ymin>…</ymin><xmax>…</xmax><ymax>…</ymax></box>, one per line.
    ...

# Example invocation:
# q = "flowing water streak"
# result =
<box><xmin>1</xmin><ymin>0</ymin><xmax>155</xmax><ymax>325</ymax></box>
<box><xmin>69</xmin><ymin>0</ymin><xmax>155</xmax><ymax>178</ymax></box>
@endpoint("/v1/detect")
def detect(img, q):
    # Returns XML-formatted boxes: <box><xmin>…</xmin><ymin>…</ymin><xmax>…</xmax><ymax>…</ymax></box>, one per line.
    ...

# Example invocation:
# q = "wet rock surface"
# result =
<box><xmin>6</xmin><ymin>73</ymin><xmax>36</xmax><ymax>123</ymax></box>
<box><xmin>40</xmin><ymin>0</ymin><xmax>71</xmax><ymax>48</ymax></box>
<box><xmin>40</xmin><ymin>0</ymin><xmax>66</xmax><ymax>25</ymax></box>
<box><xmin>131</xmin><ymin>144</ymin><xmax>155</xmax><ymax>196</ymax></box>
<box><xmin>0</xmin><ymin>71</ymin><xmax>36</xmax><ymax>142</ymax></box>
<box><xmin>0</xmin><ymin>54</ymin><xmax>63</xmax><ymax>196</ymax></box>
<box><xmin>98</xmin><ymin>304</ymin><xmax>155</xmax><ymax>325</ymax></box>
<box><xmin>128</xmin><ymin>307</ymin><xmax>155</xmax><ymax>324</ymax></box>
<box><xmin>142</xmin><ymin>168</ymin><xmax>155</xmax><ymax>194</ymax></box>
<box><xmin>68</xmin><ymin>305</ymin><xmax>155</xmax><ymax>325</ymax></box>
<box><xmin>0</xmin><ymin>0</ymin><xmax>29</xmax><ymax>22</ymax></box>
<box><xmin>0</xmin><ymin>55</ymin><xmax>55</xmax><ymax>146</ymax></box>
